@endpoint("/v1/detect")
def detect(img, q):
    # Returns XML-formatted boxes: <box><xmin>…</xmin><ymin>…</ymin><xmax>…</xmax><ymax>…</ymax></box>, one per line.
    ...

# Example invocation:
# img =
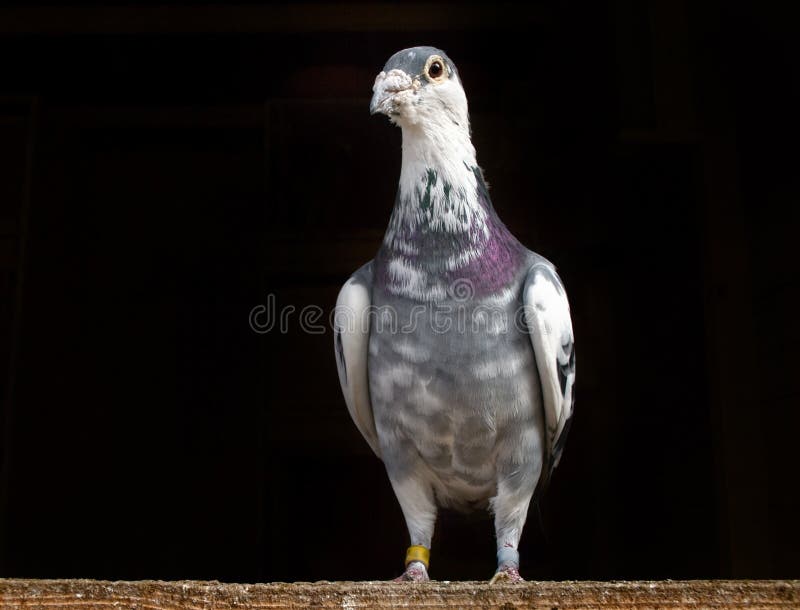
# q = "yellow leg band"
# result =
<box><xmin>405</xmin><ymin>545</ymin><xmax>430</xmax><ymax>569</ymax></box>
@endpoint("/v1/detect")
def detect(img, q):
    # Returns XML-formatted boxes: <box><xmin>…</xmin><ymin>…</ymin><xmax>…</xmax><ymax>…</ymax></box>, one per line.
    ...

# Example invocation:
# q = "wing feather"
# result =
<box><xmin>334</xmin><ymin>262</ymin><xmax>381</xmax><ymax>458</ymax></box>
<box><xmin>523</xmin><ymin>262</ymin><xmax>576</xmax><ymax>473</ymax></box>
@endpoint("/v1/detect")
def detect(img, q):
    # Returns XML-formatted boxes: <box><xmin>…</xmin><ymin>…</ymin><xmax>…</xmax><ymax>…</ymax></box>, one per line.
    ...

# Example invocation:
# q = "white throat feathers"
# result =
<box><xmin>381</xmin><ymin>70</ymin><xmax>488</xmax><ymax>247</ymax></box>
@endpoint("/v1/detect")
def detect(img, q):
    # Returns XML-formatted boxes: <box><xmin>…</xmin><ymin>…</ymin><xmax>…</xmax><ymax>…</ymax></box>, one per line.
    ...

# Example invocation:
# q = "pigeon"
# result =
<box><xmin>334</xmin><ymin>46</ymin><xmax>575</xmax><ymax>583</ymax></box>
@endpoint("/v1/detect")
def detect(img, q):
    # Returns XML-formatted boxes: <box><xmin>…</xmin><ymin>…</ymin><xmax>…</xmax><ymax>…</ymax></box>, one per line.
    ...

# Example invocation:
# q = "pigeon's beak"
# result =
<box><xmin>369</xmin><ymin>87</ymin><xmax>387</xmax><ymax>115</ymax></box>
<box><xmin>370</xmin><ymin>69</ymin><xmax>418</xmax><ymax>116</ymax></box>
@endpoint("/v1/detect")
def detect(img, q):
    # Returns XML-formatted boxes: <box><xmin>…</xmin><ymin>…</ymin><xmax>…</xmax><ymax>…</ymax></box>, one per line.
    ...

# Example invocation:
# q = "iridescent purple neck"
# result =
<box><xmin>376</xmin><ymin>166</ymin><xmax>527</xmax><ymax>300</ymax></box>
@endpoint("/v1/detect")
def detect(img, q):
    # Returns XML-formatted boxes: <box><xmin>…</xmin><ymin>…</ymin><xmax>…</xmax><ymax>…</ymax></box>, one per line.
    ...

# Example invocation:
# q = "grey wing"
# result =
<box><xmin>334</xmin><ymin>261</ymin><xmax>381</xmax><ymax>458</ymax></box>
<box><xmin>523</xmin><ymin>262</ymin><xmax>576</xmax><ymax>473</ymax></box>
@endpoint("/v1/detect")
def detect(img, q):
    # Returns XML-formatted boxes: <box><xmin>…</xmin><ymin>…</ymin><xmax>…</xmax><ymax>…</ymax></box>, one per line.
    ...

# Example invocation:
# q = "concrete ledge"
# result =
<box><xmin>0</xmin><ymin>579</ymin><xmax>798</xmax><ymax>609</ymax></box>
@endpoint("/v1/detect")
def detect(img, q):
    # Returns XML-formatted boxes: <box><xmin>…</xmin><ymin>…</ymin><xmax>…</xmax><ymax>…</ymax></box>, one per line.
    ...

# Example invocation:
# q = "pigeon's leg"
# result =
<box><xmin>387</xmin><ymin>471</ymin><xmax>436</xmax><ymax>582</ymax></box>
<box><xmin>489</xmin><ymin>466</ymin><xmax>540</xmax><ymax>583</ymax></box>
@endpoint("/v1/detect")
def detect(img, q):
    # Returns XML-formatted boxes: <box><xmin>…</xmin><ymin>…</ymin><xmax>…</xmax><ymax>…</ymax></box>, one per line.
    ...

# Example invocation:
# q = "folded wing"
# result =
<box><xmin>523</xmin><ymin>263</ymin><xmax>576</xmax><ymax>476</ymax></box>
<box><xmin>334</xmin><ymin>262</ymin><xmax>381</xmax><ymax>458</ymax></box>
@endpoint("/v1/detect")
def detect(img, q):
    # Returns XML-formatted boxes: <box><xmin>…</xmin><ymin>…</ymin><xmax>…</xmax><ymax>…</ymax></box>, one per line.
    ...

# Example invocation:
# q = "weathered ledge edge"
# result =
<box><xmin>1</xmin><ymin>579</ymin><xmax>798</xmax><ymax>609</ymax></box>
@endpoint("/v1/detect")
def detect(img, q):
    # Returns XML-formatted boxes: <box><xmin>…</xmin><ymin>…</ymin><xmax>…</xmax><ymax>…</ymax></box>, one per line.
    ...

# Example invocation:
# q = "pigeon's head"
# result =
<box><xmin>370</xmin><ymin>46</ymin><xmax>468</xmax><ymax>131</ymax></box>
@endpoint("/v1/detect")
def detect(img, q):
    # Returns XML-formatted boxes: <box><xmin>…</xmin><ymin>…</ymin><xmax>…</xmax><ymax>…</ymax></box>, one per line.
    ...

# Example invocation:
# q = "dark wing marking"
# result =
<box><xmin>334</xmin><ymin>327</ymin><xmax>347</xmax><ymax>385</ymax></box>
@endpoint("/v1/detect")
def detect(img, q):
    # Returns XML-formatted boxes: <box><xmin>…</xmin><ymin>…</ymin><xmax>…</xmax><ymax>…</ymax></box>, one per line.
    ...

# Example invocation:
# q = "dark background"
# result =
<box><xmin>1</xmin><ymin>0</ymin><xmax>798</xmax><ymax>582</ymax></box>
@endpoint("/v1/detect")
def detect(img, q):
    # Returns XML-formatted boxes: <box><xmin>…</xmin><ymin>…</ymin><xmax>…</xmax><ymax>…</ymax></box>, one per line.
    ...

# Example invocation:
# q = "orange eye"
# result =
<box><xmin>424</xmin><ymin>55</ymin><xmax>448</xmax><ymax>82</ymax></box>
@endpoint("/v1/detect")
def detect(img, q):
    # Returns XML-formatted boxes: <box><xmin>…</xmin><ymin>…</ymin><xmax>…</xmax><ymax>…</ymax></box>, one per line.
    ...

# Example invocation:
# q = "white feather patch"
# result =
<box><xmin>386</xmin><ymin>257</ymin><xmax>447</xmax><ymax>301</ymax></box>
<box><xmin>334</xmin><ymin>275</ymin><xmax>381</xmax><ymax>457</ymax></box>
<box><xmin>471</xmin><ymin>349</ymin><xmax>533</xmax><ymax>381</ymax></box>
<box><xmin>522</xmin><ymin>264</ymin><xmax>575</xmax><ymax>452</ymax></box>
<box><xmin>392</xmin><ymin>340</ymin><xmax>432</xmax><ymax>363</ymax></box>
<box><xmin>381</xmin><ymin>70</ymin><xmax>490</xmax><ymax>245</ymax></box>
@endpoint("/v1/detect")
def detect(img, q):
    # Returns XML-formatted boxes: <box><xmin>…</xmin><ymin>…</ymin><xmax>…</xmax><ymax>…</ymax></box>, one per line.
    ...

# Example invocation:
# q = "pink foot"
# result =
<box><xmin>489</xmin><ymin>565</ymin><xmax>524</xmax><ymax>584</ymax></box>
<box><xmin>392</xmin><ymin>561</ymin><xmax>430</xmax><ymax>582</ymax></box>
